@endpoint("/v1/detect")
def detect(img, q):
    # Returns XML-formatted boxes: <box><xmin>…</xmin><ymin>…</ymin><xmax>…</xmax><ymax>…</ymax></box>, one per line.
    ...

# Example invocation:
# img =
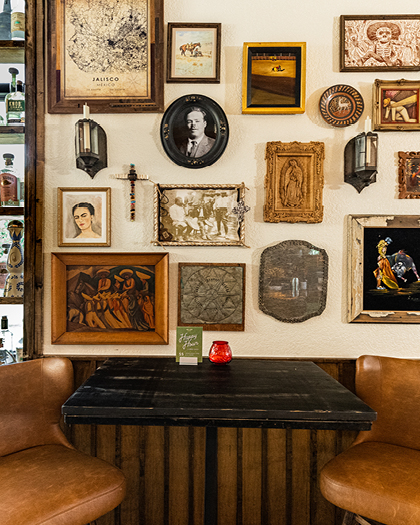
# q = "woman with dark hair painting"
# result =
<box><xmin>72</xmin><ymin>202</ymin><xmax>101</xmax><ymax>239</ymax></box>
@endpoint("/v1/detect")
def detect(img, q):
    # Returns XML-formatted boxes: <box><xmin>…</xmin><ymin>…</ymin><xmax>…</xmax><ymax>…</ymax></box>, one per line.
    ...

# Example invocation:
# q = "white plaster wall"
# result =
<box><xmin>43</xmin><ymin>0</ymin><xmax>420</xmax><ymax>359</ymax></box>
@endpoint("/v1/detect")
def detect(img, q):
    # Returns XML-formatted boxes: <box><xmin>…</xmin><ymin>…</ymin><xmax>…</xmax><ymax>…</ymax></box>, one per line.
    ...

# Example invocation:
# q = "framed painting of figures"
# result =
<box><xmin>242</xmin><ymin>42</ymin><xmax>306</xmax><ymax>114</ymax></box>
<box><xmin>47</xmin><ymin>0</ymin><xmax>164</xmax><ymax>113</ymax></box>
<box><xmin>348</xmin><ymin>215</ymin><xmax>420</xmax><ymax>323</ymax></box>
<box><xmin>340</xmin><ymin>15</ymin><xmax>420</xmax><ymax>72</ymax></box>
<box><xmin>167</xmin><ymin>23</ymin><xmax>221</xmax><ymax>83</ymax></box>
<box><xmin>398</xmin><ymin>151</ymin><xmax>420</xmax><ymax>199</ymax></box>
<box><xmin>373</xmin><ymin>79</ymin><xmax>420</xmax><ymax>131</ymax></box>
<box><xmin>51</xmin><ymin>252</ymin><xmax>169</xmax><ymax>344</ymax></box>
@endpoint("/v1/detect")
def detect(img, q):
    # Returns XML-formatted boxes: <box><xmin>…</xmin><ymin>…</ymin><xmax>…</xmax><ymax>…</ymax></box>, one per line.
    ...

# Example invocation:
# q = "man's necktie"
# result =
<box><xmin>189</xmin><ymin>140</ymin><xmax>197</xmax><ymax>157</ymax></box>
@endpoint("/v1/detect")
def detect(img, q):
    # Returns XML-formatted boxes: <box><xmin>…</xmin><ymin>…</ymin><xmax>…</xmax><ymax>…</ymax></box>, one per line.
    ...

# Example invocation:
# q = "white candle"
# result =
<box><xmin>83</xmin><ymin>103</ymin><xmax>90</xmax><ymax>120</ymax></box>
<box><xmin>82</xmin><ymin>104</ymin><xmax>90</xmax><ymax>151</ymax></box>
<box><xmin>364</xmin><ymin>116</ymin><xmax>371</xmax><ymax>134</ymax></box>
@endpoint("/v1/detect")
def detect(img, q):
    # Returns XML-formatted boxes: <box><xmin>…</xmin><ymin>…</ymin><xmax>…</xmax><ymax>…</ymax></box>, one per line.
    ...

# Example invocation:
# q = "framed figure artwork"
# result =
<box><xmin>340</xmin><ymin>15</ymin><xmax>420</xmax><ymax>72</ymax></box>
<box><xmin>57</xmin><ymin>188</ymin><xmax>111</xmax><ymax>247</ymax></box>
<box><xmin>51</xmin><ymin>252</ymin><xmax>169</xmax><ymax>344</ymax></box>
<box><xmin>373</xmin><ymin>79</ymin><xmax>420</xmax><ymax>131</ymax></box>
<box><xmin>167</xmin><ymin>23</ymin><xmax>221</xmax><ymax>83</ymax></box>
<box><xmin>242</xmin><ymin>42</ymin><xmax>306</xmax><ymax>114</ymax></box>
<box><xmin>178</xmin><ymin>263</ymin><xmax>245</xmax><ymax>331</ymax></box>
<box><xmin>264</xmin><ymin>141</ymin><xmax>325</xmax><ymax>223</ymax></box>
<box><xmin>154</xmin><ymin>183</ymin><xmax>246</xmax><ymax>246</ymax></box>
<box><xmin>47</xmin><ymin>0</ymin><xmax>164</xmax><ymax>113</ymax></box>
<box><xmin>398</xmin><ymin>151</ymin><xmax>420</xmax><ymax>199</ymax></box>
<box><xmin>348</xmin><ymin>215</ymin><xmax>420</xmax><ymax>323</ymax></box>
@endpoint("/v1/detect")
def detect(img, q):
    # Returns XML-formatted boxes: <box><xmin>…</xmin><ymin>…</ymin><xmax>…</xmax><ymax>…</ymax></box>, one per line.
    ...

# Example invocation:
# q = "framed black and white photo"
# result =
<box><xmin>154</xmin><ymin>184</ymin><xmax>246</xmax><ymax>246</ymax></box>
<box><xmin>58</xmin><ymin>188</ymin><xmax>111</xmax><ymax>247</ymax></box>
<box><xmin>160</xmin><ymin>94</ymin><xmax>229</xmax><ymax>169</ymax></box>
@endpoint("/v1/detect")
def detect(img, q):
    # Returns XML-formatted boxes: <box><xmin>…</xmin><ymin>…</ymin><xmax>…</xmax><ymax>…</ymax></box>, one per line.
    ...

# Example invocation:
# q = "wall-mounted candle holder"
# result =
<box><xmin>75</xmin><ymin>104</ymin><xmax>107</xmax><ymax>178</ymax></box>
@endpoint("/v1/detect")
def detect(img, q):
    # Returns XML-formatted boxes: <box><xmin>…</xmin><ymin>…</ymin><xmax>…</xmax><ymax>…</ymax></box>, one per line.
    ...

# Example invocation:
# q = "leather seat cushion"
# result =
<box><xmin>320</xmin><ymin>442</ymin><xmax>420</xmax><ymax>525</ymax></box>
<box><xmin>0</xmin><ymin>444</ymin><xmax>126</xmax><ymax>525</ymax></box>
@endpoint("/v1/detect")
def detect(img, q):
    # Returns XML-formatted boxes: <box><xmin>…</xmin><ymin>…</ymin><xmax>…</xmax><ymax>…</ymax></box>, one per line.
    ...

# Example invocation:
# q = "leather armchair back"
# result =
<box><xmin>0</xmin><ymin>358</ymin><xmax>74</xmax><ymax>456</ymax></box>
<box><xmin>353</xmin><ymin>355</ymin><xmax>420</xmax><ymax>450</ymax></box>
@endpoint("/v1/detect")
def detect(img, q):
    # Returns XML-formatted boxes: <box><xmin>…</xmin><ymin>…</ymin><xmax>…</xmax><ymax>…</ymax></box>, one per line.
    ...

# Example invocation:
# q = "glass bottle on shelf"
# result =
<box><xmin>0</xmin><ymin>153</ymin><xmax>21</xmax><ymax>206</ymax></box>
<box><xmin>0</xmin><ymin>0</ymin><xmax>12</xmax><ymax>40</ymax></box>
<box><xmin>10</xmin><ymin>0</ymin><xmax>23</xmax><ymax>40</ymax></box>
<box><xmin>0</xmin><ymin>315</ymin><xmax>15</xmax><ymax>363</ymax></box>
<box><xmin>5</xmin><ymin>67</ymin><xmax>24</xmax><ymax>126</ymax></box>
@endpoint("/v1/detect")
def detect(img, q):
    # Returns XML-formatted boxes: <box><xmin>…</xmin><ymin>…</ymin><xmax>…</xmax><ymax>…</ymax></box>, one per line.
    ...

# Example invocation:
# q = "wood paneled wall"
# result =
<box><xmin>65</xmin><ymin>358</ymin><xmax>357</xmax><ymax>525</ymax></box>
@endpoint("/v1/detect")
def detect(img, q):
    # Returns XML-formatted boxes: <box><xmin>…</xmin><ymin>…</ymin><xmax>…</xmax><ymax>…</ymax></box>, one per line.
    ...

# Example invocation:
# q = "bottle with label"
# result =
<box><xmin>5</xmin><ymin>67</ymin><xmax>24</xmax><ymax>125</ymax></box>
<box><xmin>0</xmin><ymin>153</ymin><xmax>20</xmax><ymax>206</ymax></box>
<box><xmin>1</xmin><ymin>315</ymin><xmax>15</xmax><ymax>363</ymax></box>
<box><xmin>0</xmin><ymin>0</ymin><xmax>12</xmax><ymax>40</ymax></box>
<box><xmin>10</xmin><ymin>0</ymin><xmax>23</xmax><ymax>40</ymax></box>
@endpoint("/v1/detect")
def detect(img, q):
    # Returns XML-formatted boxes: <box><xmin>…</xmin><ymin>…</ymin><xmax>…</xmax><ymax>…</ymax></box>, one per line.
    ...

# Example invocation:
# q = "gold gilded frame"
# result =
<box><xmin>373</xmin><ymin>79</ymin><xmax>420</xmax><ymax>131</ymax></box>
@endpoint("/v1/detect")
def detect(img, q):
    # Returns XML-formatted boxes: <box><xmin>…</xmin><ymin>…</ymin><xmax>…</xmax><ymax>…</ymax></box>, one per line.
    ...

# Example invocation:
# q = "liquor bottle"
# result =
<box><xmin>5</xmin><ymin>67</ymin><xmax>24</xmax><ymax>125</ymax></box>
<box><xmin>10</xmin><ymin>0</ymin><xmax>23</xmax><ymax>40</ymax></box>
<box><xmin>0</xmin><ymin>153</ymin><xmax>20</xmax><ymax>206</ymax></box>
<box><xmin>1</xmin><ymin>315</ymin><xmax>15</xmax><ymax>363</ymax></box>
<box><xmin>0</xmin><ymin>0</ymin><xmax>12</xmax><ymax>40</ymax></box>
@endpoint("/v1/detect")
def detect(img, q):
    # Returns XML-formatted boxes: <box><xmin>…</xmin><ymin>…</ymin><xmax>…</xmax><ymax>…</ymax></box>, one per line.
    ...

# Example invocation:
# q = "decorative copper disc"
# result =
<box><xmin>319</xmin><ymin>84</ymin><xmax>364</xmax><ymax>127</ymax></box>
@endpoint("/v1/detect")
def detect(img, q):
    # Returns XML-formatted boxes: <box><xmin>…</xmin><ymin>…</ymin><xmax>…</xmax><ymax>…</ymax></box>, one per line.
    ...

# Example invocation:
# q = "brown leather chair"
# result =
<box><xmin>0</xmin><ymin>357</ymin><xmax>126</xmax><ymax>525</ymax></box>
<box><xmin>320</xmin><ymin>355</ymin><xmax>420</xmax><ymax>525</ymax></box>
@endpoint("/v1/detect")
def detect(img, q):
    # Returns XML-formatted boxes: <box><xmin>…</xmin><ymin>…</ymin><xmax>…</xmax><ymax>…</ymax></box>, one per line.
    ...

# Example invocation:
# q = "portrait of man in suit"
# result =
<box><xmin>177</xmin><ymin>106</ymin><xmax>216</xmax><ymax>158</ymax></box>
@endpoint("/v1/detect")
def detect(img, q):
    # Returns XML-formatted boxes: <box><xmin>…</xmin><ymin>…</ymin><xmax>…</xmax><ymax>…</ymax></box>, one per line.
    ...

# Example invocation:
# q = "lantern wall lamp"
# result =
<box><xmin>75</xmin><ymin>104</ymin><xmax>107</xmax><ymax>178</ymax></box>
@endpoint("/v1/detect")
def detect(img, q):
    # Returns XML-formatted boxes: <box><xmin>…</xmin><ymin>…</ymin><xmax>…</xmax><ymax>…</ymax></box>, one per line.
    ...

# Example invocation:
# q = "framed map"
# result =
<box><xmin>178</xmin><ymin>263</ymin><xmax>245</xmax><ymax>331</ymax></box>
<box><xmin>47</xmin><ymin>0</ymin><xmax>164</xmax><ymax>113</ymax></box>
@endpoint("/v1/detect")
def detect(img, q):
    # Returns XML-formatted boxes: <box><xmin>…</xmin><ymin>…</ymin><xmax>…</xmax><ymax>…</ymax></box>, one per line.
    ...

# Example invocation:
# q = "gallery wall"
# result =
<box><xmin>43</xmin><ymin>0</ymin><xmax>420</xmax><ymax>359</ymax></box>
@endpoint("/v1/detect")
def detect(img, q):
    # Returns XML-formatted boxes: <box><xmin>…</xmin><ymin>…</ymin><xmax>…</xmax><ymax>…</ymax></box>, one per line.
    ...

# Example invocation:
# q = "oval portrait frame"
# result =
<box><xmin>160</xmin><ymin>94</ymin><xmax>229</xmax><ymax>169</ymax></box>
<box><xmin>319</xmin><ymin>84</ymin><xmax>364</xmax><ymax>128</ymax></box>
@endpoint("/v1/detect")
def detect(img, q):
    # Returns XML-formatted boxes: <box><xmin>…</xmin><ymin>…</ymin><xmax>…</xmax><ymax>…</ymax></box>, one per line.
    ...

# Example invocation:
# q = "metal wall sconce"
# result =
<box><xmin>344</xmin><ymin>117</ymin><xmax>378</xmax><ymax>193</ymax></box>
<box><xmin>75</xmin><ymin>104</ymin><xmax>107</xmax><ymax>178</ymax></box>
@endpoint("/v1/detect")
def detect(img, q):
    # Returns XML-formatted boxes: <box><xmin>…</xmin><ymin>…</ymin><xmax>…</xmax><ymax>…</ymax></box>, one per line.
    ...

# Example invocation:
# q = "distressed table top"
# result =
<box><xmin>62</xmin><ymin>357</ymin><xmax>376</xmax><ymax>430</ymax></box>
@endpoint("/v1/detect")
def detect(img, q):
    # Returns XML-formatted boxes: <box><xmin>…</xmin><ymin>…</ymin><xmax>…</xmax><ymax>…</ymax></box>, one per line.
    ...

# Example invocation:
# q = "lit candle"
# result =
<box><xmin>83</xmin><ymin>103</ymin><xmax>90</xmax><ymax>120</ymax></box>
<box><xmin>364</xmin><ymin>116</ymin><xmax>371</xmax><ymax>134</ymax></box>
<box><xmin>83</xmin><ymin>104</ymin><xmax>90</xmax><ymax>152</ymax></box>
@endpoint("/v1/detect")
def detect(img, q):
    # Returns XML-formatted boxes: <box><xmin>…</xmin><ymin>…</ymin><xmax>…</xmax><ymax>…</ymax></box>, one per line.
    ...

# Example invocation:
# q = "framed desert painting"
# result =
<box><xmin>47</xmin><ymin>0</ymin><xmax>164</xmax><ymax>113</ymax></box>
<box><xmin>340</xmin><ymin>15</ymin><xmax>420</xmax><ymax>72</ymax></box>
<box><xmin>58</xmin><ymin>188</ymin><xmax>110</xmax><ymax>247</ymax></box>
<box><xmin>348</xmin><ymin>215</ymin><xmax>420</xmax><ymax>323</ymax></box>
<box><xmin>242</xmin><ymin>42</ymin><xmax>306</xmax><ymax>114</ymax></box>
<box><xmin>178</xmin><ymin>263</ymin><xmax>245</xmax><ymax>331</ymax></box>
<box><xmin>51</xmin><ymin>252</ymin><xmax>169</xmax><ymax>344</ymax></box>
<box><xmin>167</xmin><ymin>23</ymin><xmax>221</xmax><ymax>83</ymax></box>
<box><xmin>373</xmin><ymin>79</ymin><xmax>420</xmax><ymax>131</ymax></box>
<box><xmin>264</xmin><ymin>141</ymin><xmax>325</xmax><ymax>223</ymax></box>
<box><xmin>398</xmin><ymin>151</ymin><xmax>420</xmax><ymax>199</ymax></box>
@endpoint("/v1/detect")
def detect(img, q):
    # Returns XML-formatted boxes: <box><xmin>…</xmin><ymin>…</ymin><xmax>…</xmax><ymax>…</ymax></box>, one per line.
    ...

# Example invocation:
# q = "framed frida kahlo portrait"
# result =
<box><xmin>373</xmin><ymin>79</ymin><xmax>420</xmax><ymax>131</ymax></box>
<box><xmin>58</xmin><ymin>188</ymin><xmax>111</xmax><ymax>247</ymax></box>
<box><xmin>348</xmin><ymin>215</ymin><xmax>420</xmax><ymax>323</ymax></box>
<box><xmin>51</xmin><ymin>252</ymin><xmax>169</xmax><ymax>344</ymax></box>
<box><xmin>167</xmin><ymin>23</ymin><xmax>221</xmax><ymax>83</ymax></box>
<box><xmin>398</xmin><ymin>151</ymin><xmax>420</xmax><ymax>199</ymax></box>
<box><xmin>47</xmin><ymin>0</ymin><xmax>164</xmax><ymax>113</ymax></box>
<box><xmin>242</xmin><ymin>42</ymin><xmax>306</xmax><ymax>114</ymax></box>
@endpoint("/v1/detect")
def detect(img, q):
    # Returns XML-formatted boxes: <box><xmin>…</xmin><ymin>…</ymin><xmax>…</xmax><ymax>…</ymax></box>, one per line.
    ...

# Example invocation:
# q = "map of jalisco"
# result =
<box><xmin>64</xmin><ymin>0</ymin><xmax>149</xmax><ymax>98</ymax></box>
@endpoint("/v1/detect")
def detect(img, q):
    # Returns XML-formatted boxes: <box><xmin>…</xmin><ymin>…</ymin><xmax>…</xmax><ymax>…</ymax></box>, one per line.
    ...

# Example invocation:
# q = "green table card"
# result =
<box><xmin>176</xmin><ymin>327</ymin><xmax>203</xmax><ymax>363</ymax></box>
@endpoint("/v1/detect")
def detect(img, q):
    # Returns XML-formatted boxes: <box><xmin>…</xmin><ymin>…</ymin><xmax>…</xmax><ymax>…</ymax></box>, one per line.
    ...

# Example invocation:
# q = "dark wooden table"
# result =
<box><xmin>62</xmin><ymin>357</ymin><xmax>376</xmax><ymax>524</ymax></box>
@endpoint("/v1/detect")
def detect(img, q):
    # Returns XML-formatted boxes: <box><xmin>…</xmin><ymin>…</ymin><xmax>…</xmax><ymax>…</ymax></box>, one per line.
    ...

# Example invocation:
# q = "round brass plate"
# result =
<box><xmin>319</xmin><ymin>84</ymin><xmax>364</xmax><ymax>127</ymax></box>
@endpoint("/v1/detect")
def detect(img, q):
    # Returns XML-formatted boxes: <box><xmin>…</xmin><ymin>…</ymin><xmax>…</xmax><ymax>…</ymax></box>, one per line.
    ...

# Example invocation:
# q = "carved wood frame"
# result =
<box><xmin>398</xmin><ymin>151</ymin><xmax>420</xmax><ymax>199</ymax></box>
<box><xmin>264</xmin><ymin>141</ymin><xmax>325</xmax><ymax>223</ymax></box>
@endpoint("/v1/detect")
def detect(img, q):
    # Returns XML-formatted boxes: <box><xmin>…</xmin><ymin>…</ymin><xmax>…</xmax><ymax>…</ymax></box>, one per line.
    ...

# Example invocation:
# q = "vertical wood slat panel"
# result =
<box><xmin>265</xmin><ymin>429</ymin><xmax>287</xmax><ymax>524</ymax></box>
<box><xmin>241</xmin><ymin>428</ymin><xmax>263</xmax><ymax>525</ymax></box>
<box><xmin>168</xmin><ymin>427</ymin><xmax>190</xmax><ymax>525</ymax></box>
<box><xmin>217</xmin><ymin>427</ymin><xmax>238</xmax><ymax>525</ymax></box>
<box><xmin>192</xmin><ymin>427</ymin><xmax>205</xmax><ymax>525</ymax></box>
<box><xmin>145</xmin><ymin>426</ymin><xmax>165</xmax><ymax>525</ymax></box>
<box><xmin>119</xmin><ymin>426</ymin><xmax>141</xmax><ymax>525</ymax></box>
<box><xmin>291</xmin><ymin>429</ymin><xmax>311</xmax><ymax>525</ymax></box>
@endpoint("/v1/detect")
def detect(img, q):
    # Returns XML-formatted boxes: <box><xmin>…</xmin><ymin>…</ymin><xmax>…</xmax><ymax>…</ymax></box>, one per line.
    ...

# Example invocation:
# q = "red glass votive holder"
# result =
<box><xmin>209</xmin><ymin>341</ymin><xmax>232</xmax><ymax>364</ymax></box>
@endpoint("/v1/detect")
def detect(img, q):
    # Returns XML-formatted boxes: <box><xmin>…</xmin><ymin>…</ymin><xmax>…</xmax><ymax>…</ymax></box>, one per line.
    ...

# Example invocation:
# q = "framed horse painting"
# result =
<box><xmin>167</xmin><ymin>23</ymin><xmax>221</xmax><ymax>83</ymax></box>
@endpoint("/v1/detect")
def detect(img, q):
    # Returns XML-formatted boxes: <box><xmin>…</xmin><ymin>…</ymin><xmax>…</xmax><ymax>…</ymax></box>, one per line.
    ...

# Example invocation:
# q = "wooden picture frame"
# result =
<box><xmin>51</xmin><ymin>252</ymin><xmax>169</xmax><ymax>344</ymax></box>
<box><xmin>160</xmin><ymin>94</ymin><xmax>229</xmax><ymax>169</ymax></box>
<box><xmin>398</xmin><ymin>151</ymin><xmax>420</xmax><ymax>199</ymax></box>
<box><xmin>242</xmin><ymin>42</ymin><xmax>306</xmax><ymax>114</ymax></box>
<box><xmin>47</xmin><ymin>0</ymin><xmax>164</xmax><ymax>113</ymax></box>
<box><xmin>178</xmin><ymin>263</ymin><xmax>245</xmax><ymax>331</ymax></box>
<box><xmin>167</xmin><ymin>23</ymin><xmax>221</xmax><ymax>83</ymax></box>
<box><xmin>348</xmin><ymin>215</ymin><xmax>420</xmax><ymax>323</ymax></box>
<box><xmin>264</xmin><ymin>141</ymin><xmax>325</xmax><ymax>223</ymax></box>
<box><xmin>57</xmin><ymin>188</ymin><xmax>111</xmax><ymax>247</ymax></box>
<box><xmin>154</xmin><ymin>184</ymin><xmax>246</xmax><ymax>246</ymax></box>
<box><xmin>340</xmin><ymin>15</ymin><xmax>420</xmax><ymax>72</ymax></box>
<box><xmin>373</xmin><ymin>79</ymin><xmax>420</xmax><ymax>131</ymax></box>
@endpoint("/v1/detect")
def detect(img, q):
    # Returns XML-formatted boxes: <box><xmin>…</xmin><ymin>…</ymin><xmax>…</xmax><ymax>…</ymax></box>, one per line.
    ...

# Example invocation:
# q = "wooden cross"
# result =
<box><xmin>115</xmin><ymin>164</ymin><xmax>150</xmax><ymax>222</ymax></box>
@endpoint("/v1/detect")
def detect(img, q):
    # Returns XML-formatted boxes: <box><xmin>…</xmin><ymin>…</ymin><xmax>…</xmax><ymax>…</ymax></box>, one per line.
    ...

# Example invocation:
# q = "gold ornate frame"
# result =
<box><xmin>373</xmin><ymin>79</ymin><xmax>420</xmax><ymax>131</ymax></box>
<box><xmin>264</xmin><ymin>141</ymin><xmax>325</xmax><ymax>223</ymax></box>
<box><xmin>398</xmin><ymin>151</ymin><xmax>420</xmax><ymax>199</ymax></box>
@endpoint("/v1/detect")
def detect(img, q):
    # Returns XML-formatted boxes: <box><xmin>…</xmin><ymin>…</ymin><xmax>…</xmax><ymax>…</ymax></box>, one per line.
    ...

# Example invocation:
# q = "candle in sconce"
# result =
<box><xmin>364</xmin><ymin>116</ymin><xmax>372</xmax><ymax>165</ymax></box>
<box><xmin>83</xmin><ymin>104</ymin><xmax>91</xmax><ymax>152</ymax></box>
<box><xmin>364</xmin><ymin>116</ymin><xmax>371</xmax><ymax>134</ymax></box>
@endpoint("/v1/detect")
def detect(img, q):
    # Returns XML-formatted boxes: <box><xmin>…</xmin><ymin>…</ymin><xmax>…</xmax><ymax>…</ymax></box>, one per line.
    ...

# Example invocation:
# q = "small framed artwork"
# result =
<box><xmin>154</xmin><ymin>184</ymin><xmax>246</xmax><ymax>246</ymax></box>
<box><xmin>51</xmin><ymin>252</ymin><xmax>169</xmax><ymax>344</ymax></box>
<box><xmin>47</xmin><ymin>0</ymin><xmax>164</xmax><ymax>113</ymax></box>
<box><xmin>348</xmin><ymin>215</ymin><xmax>420</xmax><ymax>323</ymax></box>
<box><xmin>178</xmin><ymin>263</ymin><xmax>245</xmax><ymax>331</ymax></box>
<box><xmin>160</xmin><ymin>94</ymin><xmax>229</xmax><ymax>168</ymax></box>
<box><xmin>398</xmin><ymin>151</ymin><xmax>420</xmax><ymax>199</ymax></box>
<box><xmin>373</xmin><ymin>79</ymin><xmax>420</xmax><ymax>131</ymax></box>
<box><xmin>340</xmin><ymin>15</ymin><xmax>420</xmax><ymax>72</ymax></box>
<box><xmin>167</xmin><ymin>23</ymin><xmax>221</xmax><ymax>83</ymax></box>
<box><xmin>242</xmin><ymin>42</ymin><xmax>306</xmax><ymax>114</ymax></box>
<box><xmin>264</xmin><ymin>141</ymin><xmax>325</xmax><ymax>223</ymax></box>
<box><xmin>57</xmin><ymin>188</ymin><xmax>111</xmax><ymax>247</ymax></box>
